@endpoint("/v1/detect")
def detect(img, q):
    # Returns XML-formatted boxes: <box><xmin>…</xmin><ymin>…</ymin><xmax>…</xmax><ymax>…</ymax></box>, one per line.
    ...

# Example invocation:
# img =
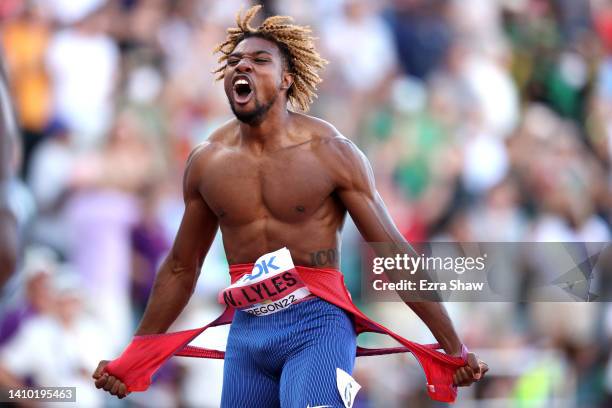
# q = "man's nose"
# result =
<box><xmin>235</xmin><ymin>58</ymin><xmax>253</xmax><ymax>73</ymax></box>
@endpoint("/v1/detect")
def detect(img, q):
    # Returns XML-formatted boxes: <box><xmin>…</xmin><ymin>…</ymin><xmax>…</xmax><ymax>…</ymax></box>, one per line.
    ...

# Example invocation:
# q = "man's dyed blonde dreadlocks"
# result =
<box><xmin>213</xmin><ymin>5</ymin><xmax>327</xmax><ymax>112</ymax></box>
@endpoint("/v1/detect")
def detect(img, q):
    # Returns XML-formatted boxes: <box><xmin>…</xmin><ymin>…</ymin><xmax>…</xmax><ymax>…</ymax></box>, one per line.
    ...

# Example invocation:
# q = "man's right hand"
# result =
<box><xmin>92</xmin><ymin>360</ymin><xmax>130</xmax><ymax>399</ymax></box>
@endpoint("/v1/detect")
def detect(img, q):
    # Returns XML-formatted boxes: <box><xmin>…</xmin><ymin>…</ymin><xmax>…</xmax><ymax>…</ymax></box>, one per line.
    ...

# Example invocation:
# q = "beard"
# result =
<box><xmin>229</xmin><ymin>92</ymin><xmax>278</xmax><ymax>126</ymax></box>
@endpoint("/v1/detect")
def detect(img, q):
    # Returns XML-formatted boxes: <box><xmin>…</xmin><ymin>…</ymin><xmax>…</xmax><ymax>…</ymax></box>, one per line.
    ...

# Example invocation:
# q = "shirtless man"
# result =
<box><xmin>94</xmin><ymin>6</ymin><xmax>487</xmax><ymax>406</ymax></box>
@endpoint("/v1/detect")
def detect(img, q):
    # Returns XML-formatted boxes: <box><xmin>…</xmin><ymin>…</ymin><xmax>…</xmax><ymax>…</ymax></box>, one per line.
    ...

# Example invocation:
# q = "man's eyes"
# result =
<box><xmin>226</xmin><ymin>57</ymin><xmax>270</xmax><ymax>66</ymax></box>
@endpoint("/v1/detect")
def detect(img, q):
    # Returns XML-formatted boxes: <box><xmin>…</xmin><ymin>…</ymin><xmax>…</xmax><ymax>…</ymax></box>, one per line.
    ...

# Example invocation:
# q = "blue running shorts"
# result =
<box><xmin>221</xmin><ymin>297</ymin><xmax>357</xmax><ymax>408</ymax></box>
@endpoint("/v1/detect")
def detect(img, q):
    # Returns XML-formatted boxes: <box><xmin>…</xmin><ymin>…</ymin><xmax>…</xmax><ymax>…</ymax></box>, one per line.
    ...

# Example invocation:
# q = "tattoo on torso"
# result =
<box><xmin>309</xmin><ymin>248</ymin><xmax>338</xmax><ymax>267</ymax></box>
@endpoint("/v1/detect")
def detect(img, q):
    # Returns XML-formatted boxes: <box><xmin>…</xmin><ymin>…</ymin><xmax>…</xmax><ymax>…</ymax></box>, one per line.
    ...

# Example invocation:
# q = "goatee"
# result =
<box><xmin>230</xmin><ymin>93</ymin><xmax>277</xmax><ymax>125</ymax></box>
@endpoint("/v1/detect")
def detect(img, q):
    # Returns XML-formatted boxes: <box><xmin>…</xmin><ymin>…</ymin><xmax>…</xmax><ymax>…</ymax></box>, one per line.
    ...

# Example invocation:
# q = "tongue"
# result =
<box><xmin>234</xmin><ymin>88</ymin><xmax>252</xmax><ymax>104</ymax></box>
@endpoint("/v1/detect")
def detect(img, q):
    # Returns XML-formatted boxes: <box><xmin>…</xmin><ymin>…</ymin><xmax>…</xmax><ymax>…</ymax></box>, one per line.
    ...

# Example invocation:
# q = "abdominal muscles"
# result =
<box><xmin>221</xmin><ymin>201</ymin><xmax>345</xmax><ymax>268</ymax></box>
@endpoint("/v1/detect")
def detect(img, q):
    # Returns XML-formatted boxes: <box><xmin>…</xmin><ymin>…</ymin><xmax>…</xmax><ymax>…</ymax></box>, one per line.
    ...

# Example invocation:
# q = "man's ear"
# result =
<box><xmin>281</xmin><ymin>71</ymin><xmax>293</xmax><ymax>91</ymax></box>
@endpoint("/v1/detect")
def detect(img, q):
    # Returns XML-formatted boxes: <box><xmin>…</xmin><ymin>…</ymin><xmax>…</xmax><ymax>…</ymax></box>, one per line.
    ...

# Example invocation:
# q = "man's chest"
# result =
<box><xmin>198</xmin><ymin>150</ymin><xmax>336</xmax><ymax>224</ymax></box>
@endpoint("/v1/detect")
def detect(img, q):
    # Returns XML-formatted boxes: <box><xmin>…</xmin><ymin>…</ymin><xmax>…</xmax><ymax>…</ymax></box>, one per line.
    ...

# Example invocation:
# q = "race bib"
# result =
<box><xmin>219</xmin><ymin>248</ymin><xmax>312</xmax><ymax>316</ymax></box>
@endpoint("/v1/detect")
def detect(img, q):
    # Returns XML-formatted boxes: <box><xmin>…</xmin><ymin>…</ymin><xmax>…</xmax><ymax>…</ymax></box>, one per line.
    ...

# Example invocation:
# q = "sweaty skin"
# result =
<box><xmin>94</xmin><ymin>36</ymin><xmax>487</xmax><ymax>399</ymax></box>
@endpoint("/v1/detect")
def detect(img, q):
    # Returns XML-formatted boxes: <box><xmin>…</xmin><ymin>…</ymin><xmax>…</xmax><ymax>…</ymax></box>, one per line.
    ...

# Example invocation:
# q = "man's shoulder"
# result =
<box><xmin>293</xmin><ymin>112</ymin><xmax>337</xmax><ymax>137</ymax></box>
<box><xmin>292</xmin><ymin>112</ymin><xmax>358</xmax><ymax>153</ymax></box>
<box><xmin>207</xmin><ymin>118</ymin><xmax>241</xmax><ymax>144</ymax></box>
<box><xmin>293</xmin><ymin>113</ymin><xmax>367</xmax><ymax>183</ymax></box>
<box><xmin>187</xmin><ymin>119</ymin><xmax>239</xmax><ymax>166</ymax></box>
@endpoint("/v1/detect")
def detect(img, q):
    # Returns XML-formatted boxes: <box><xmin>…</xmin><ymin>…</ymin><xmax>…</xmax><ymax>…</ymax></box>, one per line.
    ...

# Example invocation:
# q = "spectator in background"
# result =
<box><xmin>0</xmin><ymin>246</ymin><xmax>57</xmax><ymax>345</ymax></box>
<box><xmin>469</xmin><ymin>176</ymin><xmax>528</xmax><ymax>242</ymax></box>
<box><xmin>0</xmin><ymin>269</ymin><xmax>112</xmax><ymax>407</ymax></box>
<box><xmin>130</xmin><ymin>185</ymin><xmax>171</xmax><ymax>317</ymax></box>
<box><xmin>1</xmin><ymin>1</ymin><xmax>52</xmax><ymax>178</ymax></box>
<box><xmin>385</xmin><ymin>0</ymin><xmax>452</xmax><ymax>80</ymax></box>
<box><xmin>321</xmin><ymin>0</ymin><xmax>398</xmax><ymax>137</ymax></box>
<box><xmin>46</xmin><ymin>2</ymin><xmax>119</xmax><ymax>146</ymax></box>
<box><xmin>65</xmin><ymin>111</ymin><xmax>160</xmax><ymax>351</ymax></box>
<box><xmin>26</xmin><ymin>121</ymin><xmax>74</xmax><ymax>253</ymax></box>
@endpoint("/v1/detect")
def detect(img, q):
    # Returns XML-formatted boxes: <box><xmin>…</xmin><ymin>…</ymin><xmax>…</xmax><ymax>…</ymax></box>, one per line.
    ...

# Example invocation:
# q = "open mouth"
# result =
<box><xmin>232</xmin><ymin>78</ymin><xmax>253</xmax><ymax>104</ymax></box>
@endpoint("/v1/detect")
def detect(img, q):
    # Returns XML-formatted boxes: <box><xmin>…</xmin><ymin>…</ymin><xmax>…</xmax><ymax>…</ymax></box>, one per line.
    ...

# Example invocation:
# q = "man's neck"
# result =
<box><xmin>238</xmin><ymin>105</ymin><xmax>292</xmax><ymax>154</ymax></box>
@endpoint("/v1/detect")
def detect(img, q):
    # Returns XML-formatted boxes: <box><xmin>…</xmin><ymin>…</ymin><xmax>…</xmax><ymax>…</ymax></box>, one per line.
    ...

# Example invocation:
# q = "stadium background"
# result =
<box><xmin>0</xmin><ymin>0</ymin><xmax>611</xmax><ymax>406</ymax></box>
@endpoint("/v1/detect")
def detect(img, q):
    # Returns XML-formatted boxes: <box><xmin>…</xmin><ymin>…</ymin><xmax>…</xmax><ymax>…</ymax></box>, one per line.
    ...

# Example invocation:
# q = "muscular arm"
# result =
<box><xmin>94</xmin><ymin>146</ymin><xmax>219</xmax><ymax>397</ymax></box>
<box><xmin>134</xmin><ymin>146</ymin><xmax>219</xmax><ymax>335</ymax></box>
<box><xmin>328</xmin><ymin>138</ymin><xmax>463</xmax><ymax>356</ymax></box>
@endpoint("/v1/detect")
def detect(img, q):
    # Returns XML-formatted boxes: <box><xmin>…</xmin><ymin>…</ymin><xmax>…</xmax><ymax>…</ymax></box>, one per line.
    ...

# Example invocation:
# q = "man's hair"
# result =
<box><xmin>213</xmin><ymin>5</ymin><xmax>327</xmax><ymax>112</ymax></box>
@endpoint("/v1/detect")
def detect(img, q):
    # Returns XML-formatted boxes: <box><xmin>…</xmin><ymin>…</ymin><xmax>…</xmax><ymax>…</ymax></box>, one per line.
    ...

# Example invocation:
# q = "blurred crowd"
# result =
<box><xmin>0</xmin><ymin>0</ymin><xmax>611</xmax><ymax>406</ymax></box>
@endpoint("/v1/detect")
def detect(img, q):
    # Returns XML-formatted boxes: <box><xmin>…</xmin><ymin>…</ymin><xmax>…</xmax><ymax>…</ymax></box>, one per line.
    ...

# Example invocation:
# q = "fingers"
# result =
<box><xmin>94</xmin><ymin>371</ymin><xmax>129</xmax><ymax>399</ymax></box>
<box><xmin>103</xmin><ymin>376</ymin><xmax>116</xmax><ymax>392</ymax></box>
<box><xmin>454</xmin><ymin>355</ymin><xmax>489</xmax><ymax>387</ymax></box>
<box><xmin>94</xmin><ymin>373</ymin><xmax>109</xmax><ymax>389</ymax></box>
<box><xmin>111</xmin><ymin>380</ymin><xmax>121</xmax><ymax>395</ymax></box>
<box><xmin>467</xmin><ymin>353</ymin><xmax>481</xmax><ymax>379</ymax></box>
<box><xmin>92</xmin><ymin>360</ymin><xmax>109</xmax><ymax>379</ymax></box>
<box><xmin>453</xmin><ymin>365</ymin><xmax>475</xmax><ymax>386</ymax></box>
<box><xmin>118</xmin><ymin>383</ymin><xmax>129</xmax><ymax>399</ymax></box>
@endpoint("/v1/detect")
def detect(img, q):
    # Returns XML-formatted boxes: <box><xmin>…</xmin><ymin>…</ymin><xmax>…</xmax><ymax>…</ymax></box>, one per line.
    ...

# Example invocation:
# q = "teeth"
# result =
<box><xmin>234</xmin><ymin>79</ymin><xmax>249</xmax><ymax>86</ymax></box>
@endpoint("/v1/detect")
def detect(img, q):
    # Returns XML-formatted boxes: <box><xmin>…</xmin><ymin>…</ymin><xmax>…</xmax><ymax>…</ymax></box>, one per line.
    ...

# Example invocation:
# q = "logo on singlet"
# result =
<box><xmin>238</xmin><ymin>255</ymin><xmax>280</xmax><ymax>283</ymax></box>
<box><xmin>336</xmin><ymin>368</ymin><xmax>361</xmax><ymax>408</ymax></box>
<box><xmin>220</xmin><ymin>248</ymin><xmax>312</xmax><ymax>316</ymax></box>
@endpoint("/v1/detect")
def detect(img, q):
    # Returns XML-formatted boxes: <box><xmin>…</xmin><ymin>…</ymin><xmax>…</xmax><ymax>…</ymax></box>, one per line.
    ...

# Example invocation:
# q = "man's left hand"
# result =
<box><xmin>453</xmin><ymin>352</ymin><xmax>488</xmax><ymax>387</ymax></box>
